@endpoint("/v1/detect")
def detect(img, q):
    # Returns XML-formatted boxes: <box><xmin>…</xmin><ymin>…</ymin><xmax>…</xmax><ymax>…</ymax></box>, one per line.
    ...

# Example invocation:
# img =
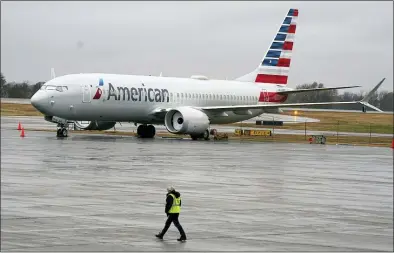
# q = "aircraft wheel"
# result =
<box><xmin>137</xmin><ymin>124</ymin><xmax>155</xmax><ymax>138</ymax></box>
<box><xmin>203</xmin><ymin>129</ymin><xmax>210</xmax><ymax>140</ymax></box>
<box><xmin>62</xmin><ymin>128</ymin><xmax>68</xmax><ymax>137</ymax></box>
<box><xmin>137</xmin><ymin>125</ymin><xmax>145</xmax><ymax>137</ymax></box>
<box><xmin>190</xmin><ymin>135</ymin><xmax>198</xmax><ymax>141</ymax></box>
<box><xmin>147</xmin><ymin>125</ymin><xmax>156</xmax><ymax>138</ymax></box>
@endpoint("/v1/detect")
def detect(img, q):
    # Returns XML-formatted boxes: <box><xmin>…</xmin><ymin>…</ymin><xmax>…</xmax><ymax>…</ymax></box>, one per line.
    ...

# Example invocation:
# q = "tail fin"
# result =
<box><xmin>236</xmin><ymin>8</ymin><xmax>298</xmax><ymax>86</ymax></box>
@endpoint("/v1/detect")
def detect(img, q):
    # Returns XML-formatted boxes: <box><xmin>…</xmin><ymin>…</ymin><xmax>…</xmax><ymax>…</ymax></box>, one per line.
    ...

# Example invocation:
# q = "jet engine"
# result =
<box><xmin>164</xmin><ymin>107</ymin><xmax>210</xmax><ymax>135</ymax></box>
<box><xmin>73</xmin><ymin>121</ymin><xmax>116</xmax><ymax>131</ymax></box>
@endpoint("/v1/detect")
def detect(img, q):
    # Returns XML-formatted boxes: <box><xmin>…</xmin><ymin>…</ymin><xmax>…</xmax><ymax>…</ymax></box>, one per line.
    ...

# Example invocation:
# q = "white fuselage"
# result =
<box><xmin>31</xmin><ymin>73</ymin><xmax>290</xmax><ymax>125</ymax></box>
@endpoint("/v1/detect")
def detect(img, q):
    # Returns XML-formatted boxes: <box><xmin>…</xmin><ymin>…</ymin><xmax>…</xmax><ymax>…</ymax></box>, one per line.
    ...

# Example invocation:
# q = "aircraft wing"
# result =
<box><xmin>198</xmin><ymin>101</ymin><xmax>368</xmax><ymax>111</ymax></box>
<box><xmin>198</xmin><ymin>78</ymin><xmax>385</xmax><ymax>113</ymax></box>
<box><xmin>277</xmin><ymin>85</ymin><xmax>361</xmax><ymax>95</ymax></box>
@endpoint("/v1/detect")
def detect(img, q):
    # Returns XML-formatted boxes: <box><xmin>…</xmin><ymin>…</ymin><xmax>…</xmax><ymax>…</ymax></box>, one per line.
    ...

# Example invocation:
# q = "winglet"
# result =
<box><xmin>361</xmin><ymin>77</ymin><xmax>385</xmax><ymax>102</ymax></box>
<box><xmin>358</xmin><ymin>78</ymin><xmax>385</xmax><ymax>112</ymax></box>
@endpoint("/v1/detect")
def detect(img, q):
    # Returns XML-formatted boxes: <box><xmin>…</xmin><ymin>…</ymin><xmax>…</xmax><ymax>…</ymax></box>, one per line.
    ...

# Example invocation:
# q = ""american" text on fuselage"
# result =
<box><xmin>107</xmin><ymin>83</ymin><xmax>169</xmax><ymax>102</ymax></box>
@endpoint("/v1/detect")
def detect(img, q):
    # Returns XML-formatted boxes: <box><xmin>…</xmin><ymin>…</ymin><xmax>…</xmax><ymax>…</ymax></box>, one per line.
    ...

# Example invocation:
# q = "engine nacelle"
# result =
<box><xmin>164</xmin><ymin>107</ymin><xmax>210</xmax><ymax>135</ymax></box>
<box><xmin>74</xmin><ymin>121</ymin><xmax>116</xmax><ymax>131</ymax></box>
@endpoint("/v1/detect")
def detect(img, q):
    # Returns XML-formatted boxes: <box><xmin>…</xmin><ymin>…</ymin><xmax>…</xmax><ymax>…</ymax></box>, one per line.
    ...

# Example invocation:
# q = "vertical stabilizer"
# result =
<box><xmin>236</xmin><ymin>8</ymin><xmax>298</xmax><ymax>86</ymax></box>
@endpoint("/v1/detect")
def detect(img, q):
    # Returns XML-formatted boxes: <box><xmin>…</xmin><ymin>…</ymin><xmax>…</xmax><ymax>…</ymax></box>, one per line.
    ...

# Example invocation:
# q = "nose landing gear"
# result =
<box><xmin>56</xmin><ymin>123</ymin><xmax>69</xmax><ymax>137</ymax></box>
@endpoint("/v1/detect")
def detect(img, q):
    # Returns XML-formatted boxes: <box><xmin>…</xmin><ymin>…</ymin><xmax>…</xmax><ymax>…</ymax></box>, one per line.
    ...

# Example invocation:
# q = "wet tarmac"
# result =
<box><xmin>1</xmin><ymin>127</ymin><xmax>393</xmax><ymax>252</ymax></box>
<box><xmin>2</xmin><ymin>116</ymin><xmax>392</xmax><ymax>138</ymax></box>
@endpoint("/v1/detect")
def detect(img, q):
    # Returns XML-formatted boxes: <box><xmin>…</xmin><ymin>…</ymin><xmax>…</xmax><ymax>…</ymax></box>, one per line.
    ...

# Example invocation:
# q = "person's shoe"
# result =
<box><xmin>155</xmin><ymin>234</ymin><xmax>163</xmax><ymax>239</ymax></box>
<box><xmin>177</xmin><ymin>236</ymin><xmax>187</xmax><ymax>242</ymax></box>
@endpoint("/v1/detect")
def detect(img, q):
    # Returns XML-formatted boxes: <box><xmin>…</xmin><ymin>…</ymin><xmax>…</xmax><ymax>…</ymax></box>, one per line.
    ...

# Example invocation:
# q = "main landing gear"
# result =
<box><xmin>190</xmin><ymin>129</ymin><xmax>210</xmax><ymax>141</ymax></box>
<box><xmin>56</xmin><ymin>123</ymin><xmax>68</xmax><ymax>137</ymax></box>
<box><xmin>137</xmin><ymin>124</ymin><xmax>156</xmax><ymax>138</ymax></box>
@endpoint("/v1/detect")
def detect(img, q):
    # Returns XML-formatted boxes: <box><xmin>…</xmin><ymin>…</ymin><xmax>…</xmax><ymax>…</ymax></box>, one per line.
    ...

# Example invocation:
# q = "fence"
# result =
<box><xmin>231</xmin><ymin>120</ymin><xmax>393</xmax><ymax>147</ymax></box>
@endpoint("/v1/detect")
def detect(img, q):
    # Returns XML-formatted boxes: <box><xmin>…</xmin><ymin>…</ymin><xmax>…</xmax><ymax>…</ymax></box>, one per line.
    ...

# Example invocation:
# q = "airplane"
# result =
<box><xmin>30</xmin><ymin>8</ymin><xmax>385</xmax><ymax>140</ymax></box>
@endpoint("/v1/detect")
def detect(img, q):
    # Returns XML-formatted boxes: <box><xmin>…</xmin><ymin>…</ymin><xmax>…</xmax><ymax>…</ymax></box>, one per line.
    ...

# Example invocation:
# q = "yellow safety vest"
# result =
<box><xmin>168</xmin><ymin>193</ymin><xmax>181</xmax><ymax>213</ymax></box>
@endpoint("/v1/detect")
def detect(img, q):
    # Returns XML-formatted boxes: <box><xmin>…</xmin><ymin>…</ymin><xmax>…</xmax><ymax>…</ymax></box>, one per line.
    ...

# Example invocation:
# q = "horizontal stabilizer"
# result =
<box><xmin>277</xmin><ymin>85</ymin><xmax>361</xmax><ymax>95</ymax></box>
<box><xmin>359</xmin><ymin>101</ymin><xmax>383</xmax><ymax>112</ymax></box>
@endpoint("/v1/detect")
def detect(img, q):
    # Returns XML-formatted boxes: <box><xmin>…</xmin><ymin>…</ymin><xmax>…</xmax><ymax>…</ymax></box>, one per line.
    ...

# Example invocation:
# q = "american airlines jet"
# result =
<box><xmin>30</xmin><ymin>8</ymin><xmax>384</xmax><ymax>139</ymax></box>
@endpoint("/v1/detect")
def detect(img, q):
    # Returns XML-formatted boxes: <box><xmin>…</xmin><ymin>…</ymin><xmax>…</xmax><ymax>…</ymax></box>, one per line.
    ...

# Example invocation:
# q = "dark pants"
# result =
<box><xmin>160</xmin><ymin>213</ymin><xmax>186</xmax><ymax>238</ymax></box>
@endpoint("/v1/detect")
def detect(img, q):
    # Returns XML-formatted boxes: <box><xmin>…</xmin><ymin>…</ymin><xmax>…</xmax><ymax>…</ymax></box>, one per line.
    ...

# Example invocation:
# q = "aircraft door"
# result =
<box><xmin>82</xmin><ymin>84</ymin><xmax>91</xmax><ymax>103</ymax></box>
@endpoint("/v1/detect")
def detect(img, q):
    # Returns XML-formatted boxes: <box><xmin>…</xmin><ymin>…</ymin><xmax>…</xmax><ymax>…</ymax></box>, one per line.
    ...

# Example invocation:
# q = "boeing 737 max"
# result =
<box><xmin>30</xmin><ymin>8</ymin><xmax>385</xmax><ymax>139</ymax></box>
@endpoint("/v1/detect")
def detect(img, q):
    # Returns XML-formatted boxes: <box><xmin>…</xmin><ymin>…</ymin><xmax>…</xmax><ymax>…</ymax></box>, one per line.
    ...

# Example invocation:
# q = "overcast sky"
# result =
<box><xmin>1</xmin><ymin>1</ymin><xmax>393</xmax><ymax>93</ymax></box>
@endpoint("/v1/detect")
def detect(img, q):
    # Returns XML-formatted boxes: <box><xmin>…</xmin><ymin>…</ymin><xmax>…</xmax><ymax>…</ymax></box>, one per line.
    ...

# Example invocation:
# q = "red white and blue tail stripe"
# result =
<box><xmin>236</xmin><ymin>8</ymin><xmax>298</xmax><ymax>86</ymax></box>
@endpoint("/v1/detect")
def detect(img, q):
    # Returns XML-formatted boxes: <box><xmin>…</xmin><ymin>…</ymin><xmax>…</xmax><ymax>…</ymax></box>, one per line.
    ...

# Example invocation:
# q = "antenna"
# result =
<box><xmin>50</xmin><ymin>68</ymin><xmax>56</xmax><ymax>79</ymax></box>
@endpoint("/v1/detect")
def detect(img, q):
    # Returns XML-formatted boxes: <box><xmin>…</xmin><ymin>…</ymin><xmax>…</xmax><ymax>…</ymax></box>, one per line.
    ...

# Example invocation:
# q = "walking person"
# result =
<box><xmin>155</xmin><ymin>186</ymin><xmax>187</xmax><ymax>241</ymax></box>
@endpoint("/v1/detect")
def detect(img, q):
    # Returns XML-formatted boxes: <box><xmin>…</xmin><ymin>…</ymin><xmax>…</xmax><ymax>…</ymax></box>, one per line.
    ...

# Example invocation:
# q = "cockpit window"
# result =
<box><xmin>46</xmin><ymin>85</ymin><xmax>57</xmax><ymax>90</ymax></box>
<box><xmin>57</xmin><ymin>86</ymin><xmax>68</xmax><ymax>92</ymax></box>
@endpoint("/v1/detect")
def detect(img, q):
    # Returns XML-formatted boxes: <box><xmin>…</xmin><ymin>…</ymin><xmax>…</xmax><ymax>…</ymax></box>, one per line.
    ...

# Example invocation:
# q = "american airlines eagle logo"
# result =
<box><xmin>93</xmin><ymin>78</ymin><xmax>104</xmax><ymax>99</ymax></box>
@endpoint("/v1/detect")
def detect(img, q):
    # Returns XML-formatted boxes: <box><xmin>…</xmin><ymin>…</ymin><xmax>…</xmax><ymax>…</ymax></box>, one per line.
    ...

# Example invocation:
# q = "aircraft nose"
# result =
<box><xmin>30</xmin><ymin>91</ymin><xmax>48</xmax><ymax>113</ymax></box>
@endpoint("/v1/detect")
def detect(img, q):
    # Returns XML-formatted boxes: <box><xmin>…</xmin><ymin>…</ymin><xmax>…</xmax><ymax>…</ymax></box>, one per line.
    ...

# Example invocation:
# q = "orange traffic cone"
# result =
<box><xmin>17</xmin><ymin>122</ymin><xmax>22</xmax><ymax>130</ymax></box>
<box><xmin>20</xmin><ymin>128</ymin><xmax>25</xmax><ymax>137</ymax></box>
